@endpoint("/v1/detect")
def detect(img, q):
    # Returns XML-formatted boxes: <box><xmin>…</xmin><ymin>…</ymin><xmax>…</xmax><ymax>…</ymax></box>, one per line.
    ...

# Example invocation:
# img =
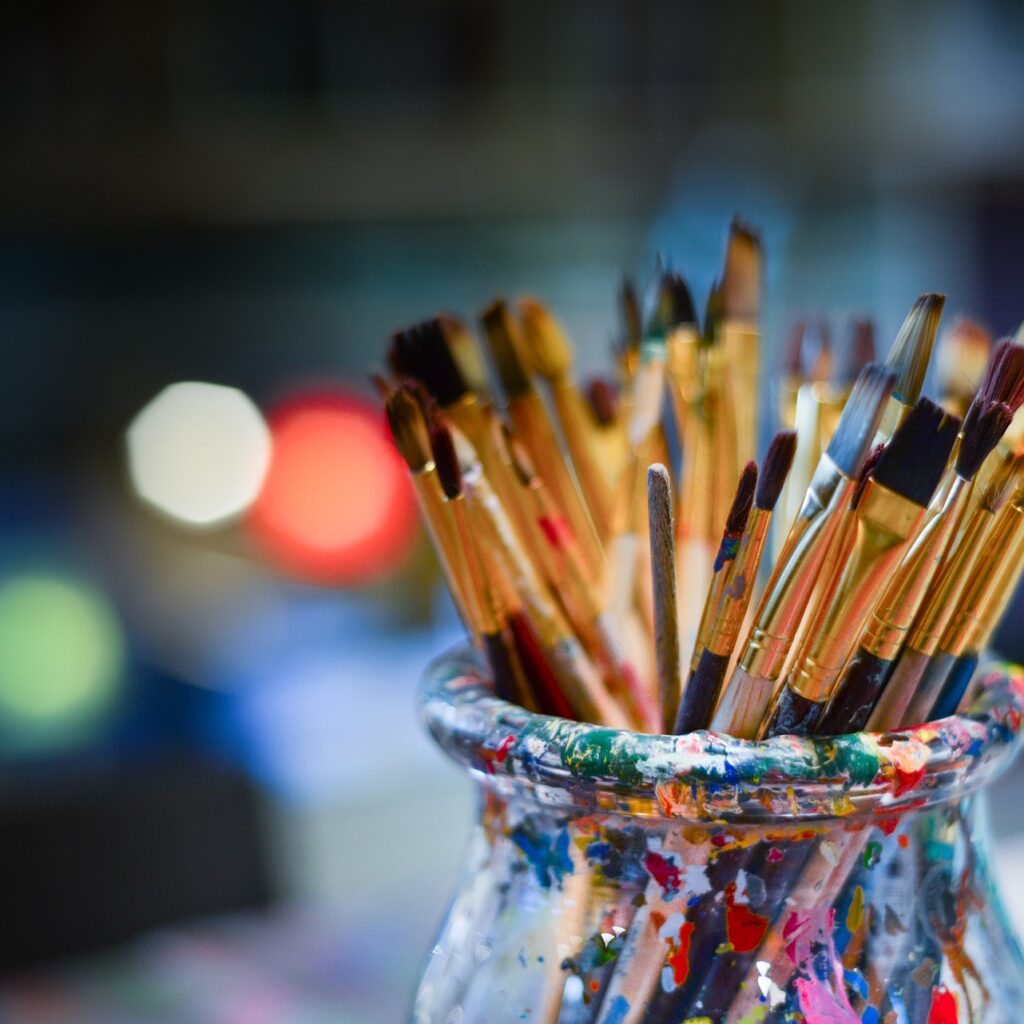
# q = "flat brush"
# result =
<box><xmin>674</xmin><ymin>461</ymin><xmax>757</xmax><ymax>733</ymax></box>
<box><xmin>869</xmin><ymin>449</ymin><xmax>1024</xmax><ymax>730</ymax></box>
<box><xmin>481</xmin><ymin>300</ymin><xmax>606</xmax><ymax>580</ymax></box>
<box><xmin>721</xmin><ymin>364</ymin><xmax>895</xmax><ymax>731</ymax></box>
<box><xmin>708</xmin><ymin>432</ymin><xmax>797</xmax><ymax>738</ymax></box>
<box><xmin>647</xmin><ymin>465</ymin><xmax>680</xmax><ymax>730</ymax></box>
<box><xmin>819</xmin><ymin>401</ymin><xmax>1005</xmax><ymax>735</ymax></box>
<box><xmin>875</xmin><ymin>292</ymin><xmax>945</xmax><ymax>442</ymax></box>
<box><xmin>764</xmin><ymin>398</ymin><xmax>958</xmax><ymax>738</ymax></box>
<box><xmin>518</xmin><ymin>297</ymin><xmax>614</xmax><ymax>538</ymax></box>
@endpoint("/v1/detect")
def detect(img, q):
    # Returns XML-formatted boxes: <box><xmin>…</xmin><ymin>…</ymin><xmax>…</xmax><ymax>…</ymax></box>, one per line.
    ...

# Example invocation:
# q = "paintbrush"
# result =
<box><xmin>869</xmin><ymin>450</ymin><xmax>1024</xmax><ymax>731</ymax></box>
<box><xmin>518</xmin><ymin>298</ymin><xmax>615</xmax><ymax>539</ymax></box>
<box><xmin>818</xmin><ymin>400</ymin><xmax>1007</xmax><ymax>734</ymax></box>
<box><xmin>672</xmin><ymin>463</ymin><xmax>757</xmax><ymax>733</ymax></box>
<box><xmin>481</xmin><ymin>300</ymin><xmax>606</xmax><ymax>581</ymax></box>
<box><xmin>719</xmin><ymin>364</ymin><xmax>895</xmax><ymax>734</ymax></box>
<box><xmin>874</xmin><ymin>292</ymin><xmax>945</xmax><ymax>442</ymax></box>
<box><xmin>434</xmin><ymin>417</ymin><xmax>629</xmax><ymax>727</ymax></box>
<box><xmin>616</xmin><ymin>276</ymin><xmax>644</xmax><ymax>385</ymax></box>
<box><xmin>720</xmin><ymin>218</ymin><xmax>762</xmax><ymax>465</ymax></box>
<box><xmin>911</xmin><ymin>468</ymin><xmax>1024</xmax><ymax>722</ymax></box>
<box><xmin>647</xmin><ymin>464</ymin><xmax>680</xmax><ymax>731</ymax></box>
<box><xmin>763</xmin><ymin>398</ymin><xmax>958</xmax><ymax>738</ymax></box>
<box><xmin>708</xmin><ymin>432</ymin><xmax>798</xmax><ymax>738</ymax></box>
<box><xmin>936</xmin><ymin>317</ymin><xmax>991</xmax><ymax>417</ymax></box>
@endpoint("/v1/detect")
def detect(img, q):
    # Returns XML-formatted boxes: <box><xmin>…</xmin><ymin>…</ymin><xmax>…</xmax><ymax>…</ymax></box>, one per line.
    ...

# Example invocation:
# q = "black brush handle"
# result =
<box><xmin>817</xmin><ymin>647</ymin><xmax>894</xmax><ymax>735</ymax></box>
<box><xmin>673</xmin><ymin>650</ymin><xmax>731</xmax><ymax>733</ymax></box>
<box><xmin>764</xmin><ymin>683</ymin><xmax>823</xmax><ymax>737</ymax></box>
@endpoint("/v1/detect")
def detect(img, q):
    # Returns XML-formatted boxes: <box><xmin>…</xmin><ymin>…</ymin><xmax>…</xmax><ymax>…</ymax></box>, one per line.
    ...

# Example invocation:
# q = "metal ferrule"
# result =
<box><xmin>861</xmin><ymin>475</ymin><xmax>972</xmax><ymax>661</ymax></box>
<box><xmin>907</xmin><ymin>503</ymin><xmax>1000</xmax><ymax>657</ymax></box>
<box><xmin>739</xmin><ymin>454</ymin><xmax>852</xmax><ymax>680</ymax></box>
<box><xmin>789</xmin><ymin>479</ymin><xmax>926</xmax><ymax>704</ymax></box>
<box><xmin>707</xmin><ymin>509</ymin><xmax>771</xmax><ymax>657</ymax></box>
<box><xmin>943</xmin><ymin>498</ymin><xmax>1024</xmax><ymax>655</ymax></box>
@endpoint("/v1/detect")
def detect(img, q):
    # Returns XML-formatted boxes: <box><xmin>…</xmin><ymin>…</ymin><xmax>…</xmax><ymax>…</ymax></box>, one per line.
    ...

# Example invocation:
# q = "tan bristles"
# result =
<box><xmin>386</xmin><ymin>385</ymin><xmax>432</xmax><ymax>471</ymax></box>
<box><xmin>518</xmin><ymin>298</ymin><xmax>574</xmax><ymax>379</ymax></box>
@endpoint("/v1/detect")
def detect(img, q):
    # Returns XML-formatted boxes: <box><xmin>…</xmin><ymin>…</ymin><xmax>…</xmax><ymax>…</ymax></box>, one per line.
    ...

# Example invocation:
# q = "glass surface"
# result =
<box><xmin>415</xmin><ymin>649</ymin><xmax>1024</xmax><ymax>1023</ymax></box>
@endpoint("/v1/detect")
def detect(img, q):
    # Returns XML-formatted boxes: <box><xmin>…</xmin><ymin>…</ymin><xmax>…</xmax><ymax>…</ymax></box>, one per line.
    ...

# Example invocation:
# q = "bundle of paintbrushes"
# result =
<box><xmin>382</xmin><ymin>221</ymin><xmax>1024</xmax><ymax>1022</ymax></box>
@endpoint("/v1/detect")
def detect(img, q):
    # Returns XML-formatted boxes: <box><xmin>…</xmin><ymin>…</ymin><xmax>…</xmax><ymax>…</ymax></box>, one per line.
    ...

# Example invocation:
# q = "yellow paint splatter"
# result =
<box><xmin>736</xmin><ymin>1006</ymin><xmax>769</xmax><ymax>1024</ymax></box>
<box><xmin>846</xmin><ymin>884</ymin><xmax>865</xmax><ymax>934</ymax></box>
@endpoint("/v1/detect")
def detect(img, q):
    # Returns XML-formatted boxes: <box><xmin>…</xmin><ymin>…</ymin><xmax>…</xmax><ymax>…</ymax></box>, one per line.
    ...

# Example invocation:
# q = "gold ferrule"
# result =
<box><xmin>907</xmin><ymin>503</ymin><xmax>998</xmax><ymax>657</ymax></box>
<box><xmin>874</xmin><ymin>395</ymin><xmax>912</xmax><ymax>446</ymax></box>
<box><xmin>789</xmin><ymin>480</ymin><xmax>925</xmax><ymax>703</ymax></box>
<box><xmin>666</xmin><ymin>325</ymin><xmax>699</xmax><ymax>385</ymax></box>
<box><xmin>739</xmin><ymin>455</ymin><xmax>853</xmax><ymax>680</ymax></box>
<box><xmin>707</xmin><ymin>509</ymin><xmax>771</xmax><ymax>657</ymax></box>
<box><xmin>943</xmin><ymin>500</ymin><xmax>1024</xmax><ymax>655</ymax></box>
<box><xmin>861</xmin><ymin>475</ymin><xmax>972</xmax><ymax>661</ymax></box>
<box><xmin>722</xmin><ymin>321</ymin><xmax>759</xmax><ymax>464</ymax></box>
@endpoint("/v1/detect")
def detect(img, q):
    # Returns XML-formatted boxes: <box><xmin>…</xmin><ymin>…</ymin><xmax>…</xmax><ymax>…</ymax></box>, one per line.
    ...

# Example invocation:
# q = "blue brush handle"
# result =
<box><xmin>931</xmin><ymin>651</ymin><xmax>979</xmax><ymax>719</ymax></box>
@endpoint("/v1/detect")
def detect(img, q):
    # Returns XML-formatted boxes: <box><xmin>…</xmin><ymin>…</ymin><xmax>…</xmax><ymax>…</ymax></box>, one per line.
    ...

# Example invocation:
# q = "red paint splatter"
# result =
<box><xmin>767</xmin><ymin>847</ymin><xmax>783</xmax><ymax>862</ymax></box>
<box><xmin>876</xmin><ymin>814</ymin><xmax>901</xmax><ymax>836</ymax></box>
<box><xmin>894</xmin><ymin>763</ymin><xmax>926</xmax><ymax>796</ymax></box>
<box><xmin>898</xmin><ymin>834</ymin><xmax>909</xmax><ymax>849</ymax></box>
<box><xmin>644</xmin><ymin>851</ymin><xmax>681</xmax><ymax>897</ymax></box>
<box><xmin>927</xmin><ymin>985</ymin><xmax>958</xmax><ymax>1024</ymax></box>
<box><xmin>495</xmin><ymin>735</ymin><xmax>515</xmax><ymax>763</ymax></box>
<box><xmin>538</xmin><ymin>515</ymin><xmax>574</xmax><ymax>548</ymax></box>
<box><xmin>711</xmin><ymin>834</ymin><xmax>728</xmax><ymax>847</ymax></box>
<box><xmin>589</xmin><ymin>979</ymin><xmax>600</xmax><ymax>992</ymax></box>
<box><xmin>666</xmin><ymin>921</ymin><xmax>696</xmax><ymax>986</ymax></box>
<box><xmin>724</xmin><ymin>882</ymin><xmax>769</xmax><ymax>953</ymax></box>
<box><xmin>650</xmin><ymin>911</ymin><xmax>666</xmax><ymax>932</ymax></box>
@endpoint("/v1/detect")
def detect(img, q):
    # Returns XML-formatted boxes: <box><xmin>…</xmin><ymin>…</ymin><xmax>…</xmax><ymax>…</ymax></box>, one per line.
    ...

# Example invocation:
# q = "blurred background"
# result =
<box><xmin>5</xmin><ymin>2</ymin><xmax>1024</xmax><ymax>1021</ymax></box>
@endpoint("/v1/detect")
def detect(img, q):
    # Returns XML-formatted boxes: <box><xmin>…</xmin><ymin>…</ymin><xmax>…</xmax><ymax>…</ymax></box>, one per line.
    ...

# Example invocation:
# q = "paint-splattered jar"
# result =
<box><xmin>414</xmin><ymin>648</ymin><xmax>1024</xmax><ymax>1024</ymax></box>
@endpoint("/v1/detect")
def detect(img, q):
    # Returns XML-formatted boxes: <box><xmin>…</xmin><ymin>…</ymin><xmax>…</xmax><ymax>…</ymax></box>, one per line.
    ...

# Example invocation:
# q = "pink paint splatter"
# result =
<box><xmin>767</xmin><ymin>846</ymin><xmax>783</xmax><ymax>863</ymax></box>
<box><xmin>784</xmin><ymin>907</ymin><xmax>860</xmax><ymax>1023</ymax></box>
<box><xmin>644</xmin><ymin>851</ymin><xmax>681</xmax><ymax>898</ymax></box>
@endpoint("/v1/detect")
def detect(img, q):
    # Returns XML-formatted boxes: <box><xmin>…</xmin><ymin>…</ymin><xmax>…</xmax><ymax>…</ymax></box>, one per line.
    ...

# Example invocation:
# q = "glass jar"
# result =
<box><xmin>413</xmin><ymin>648</ymin><xmax>1024</xmax><ymax>1024</ymax></box>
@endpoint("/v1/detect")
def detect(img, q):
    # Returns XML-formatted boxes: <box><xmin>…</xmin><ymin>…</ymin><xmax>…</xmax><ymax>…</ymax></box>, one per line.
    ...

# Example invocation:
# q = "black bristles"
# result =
<box><xmin>648</xmin><ymin>272</ymin><xmax>696</xmax><ymax>336</ymax></box>
<box><xmin>871</xmin><ymin>398</ymin><xmax>960</xmax><ymax>507</ymax></box>
<box><xmin>980</xmin><ymin>338</ymin><xmax>1024</xmax><ymax>412</ymax></box>
<box><xmin>850</xmin><ymin>444</ymin><xmax>885</xmax><ymax>509</ymax></box>
<box><xmin>885</xmin><ymin>293</ymin><xmax>945</xmax><ymax>404</ymax></box>
<box><xmin>394</xmin><ymin>318</ymin><xmax>470</xmax><ymax>407</ymax></box>
<box><xmin>620</xmin><ymin>277</ymin><xmax>643</xmax><ymax>349</ymax></box>
<box><xmin>702</xmin><ymin>280</ymin><xmax>724</xmax><ymax>345</ymax></box>
<box><xmin>957</xmin><ymin>401</ymin><xmax>1013</xmax><ymax>481</ymax></box>
<box><xmin>754</xmin><ymin>432</ymin><xmax>797</xmax><ymax>511</ymax></box>
<box><xmin>728</xmin><ymin>215</ymin><xmax>761</xmax><ymax>247</ymax></box>
<box><xmin>481</xmin><ymin>300</ymin><xmax>533</xmax><ymax>399</ymax></box>
<box><xmin>429</xmin><ymin>420</ymin><xmax>462</xmax><ymax>500</ymax></box>
<box><xmin>825</xmin><ymin>363</ymin><xmax>897</xmax><ymax>477</ymax></box>
<box><xmin>725</xmin><ymin>461</ymin><xmax>758</xmax><ymax>536</ymax></box>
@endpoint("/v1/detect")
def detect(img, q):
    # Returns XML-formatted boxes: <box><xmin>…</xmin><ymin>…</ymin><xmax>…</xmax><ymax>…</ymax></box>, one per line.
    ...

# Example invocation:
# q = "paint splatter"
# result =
<box><xmin>846</xmin><ymin>885</ymin><xmax>865</xmax><ymax>933</ymax></box>
<box><xmin>603</xmin><ymin>994</ymin><xmax>630</xmax><ymax>1024</ymax></box>
<box><xmin>884</xmin><ymin>904</ymin><xmax>907</xmax><ymax>935</ymax></box>
<box><xmin>725</xmin><ymin>882</ymin><xmax>769</xmax><ymax>952</ymax></box>
<box><xmin>927</xmin><ymin>985</ymin><xmax>958</xmax><ymax>1024</ymax></box>
<box><xmin>644</xmin><ymin>850</ymin><xmax>682</xmax><ymax>899</ymax></box>
<box><xmin>666</xmin><ymin>920</ymin><xmax>696</xmax><ymax>986</ymax></box>
<box><xmin>511</xmin><ymin>826</ymin><xmax>573</xmax><ymax>889</ymax></box>
<box><xmin>767</xmin><ymin>846</ymin><xmax>784</xmax><ymax>863</ymax></box>
<box><xmin>863</xmin><ymin>841</ymin><xmax>881</xmax><ymax>869</ymax></box>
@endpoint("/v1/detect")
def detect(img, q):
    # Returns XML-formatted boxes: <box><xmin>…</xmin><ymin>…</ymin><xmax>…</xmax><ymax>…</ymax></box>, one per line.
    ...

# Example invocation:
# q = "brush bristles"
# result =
<box><xmin>481</xmin><ymin>300</ymin><xmax>533</xmax><ymax>400</ymax></box>
<box><xmin>843</xmin><ymin>318</ymin><xmax>876</xmax><ymax>383</ymax></box>
<box><xmin>702</xmin><ymin>281</ymin><xmax>724</xmax><ymax>345</ymax></box>
<box><xmin>850</xmin><ymin>444</ymin><xmax>885</xmax><ymax>509</ymax></box>
<box><xmin>518</xmin><ymin>298</ymin><xmax>573</xmax><ymax>379</ymax></box>
<box><xmin>393</xmin><ymin>318</ymin><xmax>470</xmax><ymax>407</ymax></box>
<box><xmin>586</xmin><ymin>378</ymin><xmax>618</xmax><ymax>426</ymax></box>
<box><xmin>755</xmin><ymin>431</ymin><xmax>797</xmax><ymax>511</ymax></box>
<box><xmin>438</xmin><ymin>314</ymin><xmax>490</xmax><ymax>398</ymax></box>
<box><xmin>825</xmin><ymin>363</ymin><xmax>897</xmax><ymax>477</ymax></box>
<box><xmin>430</xmin><ymin>419</ymin><xmax>462</xmax><ymax>500</ymax></box>
<box><xmin>722</xmin><ymin>217</ymin><xmax>762</xmax><ymax>320</ymax></box>
<box><xmin>886</xmin><ymin>293</ymin><xmax>945</xmax><ymax>405</ymax></box>
<box><xmin>936</xmin><ymin>318</ymin><xmax>991</xmax><ymax>400</ymax></box>
<box><xmin>958</xmin><ymin>401</ymin><xmax>1013</xmax><ymax>480</ymax></box>
<box><xmin>979</xmin><ymin>338</ymin><xmax>1024</xmax><ymax>412</ymax></box>
<box><xmin>784</xmin><ymin>320</ymin><xmax>806</xmax><ymax>377</ymax></box>
<box><xmin>872</xmin><ymin>397</ymin><xmax>960</xmax><ymax>507</ymax></box>
<box><xmin>387</xmin><ymin>385</ymin><xmax>432</xmax><ymax>471</ymax></box>
<box><xmin>648</xmin><ymin>272</ymin><xmax>696</xmax><ymax>337</ymax></box>
<box><xmin>725</xmin><ymin>462</ymin><xmax>758</xmax><ymax>536</ymax></box>
<box><xmin>981</xmin><ymin>453</ymin><xmax>1024</xmax><ymax>513</ymax></box>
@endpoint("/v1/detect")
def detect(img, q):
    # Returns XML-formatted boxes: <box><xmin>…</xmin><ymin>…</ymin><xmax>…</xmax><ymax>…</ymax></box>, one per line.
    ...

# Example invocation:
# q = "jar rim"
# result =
<box><xmin>420</xmin><ymin>646</ymin><xmax>1024</xmax><ymax>822</ymax></box>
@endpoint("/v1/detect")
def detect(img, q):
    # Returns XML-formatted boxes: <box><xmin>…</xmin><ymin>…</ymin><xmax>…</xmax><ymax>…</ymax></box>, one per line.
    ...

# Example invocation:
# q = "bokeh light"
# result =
<box><xmin>0</xmin><ymin>573</ymin><xmax>125</xmax><ymax>744</ymax></box>
<box><xmin>247</xmin><ymin>390</ymin><xmax>417</xmax><ymax>584</ymax></box>
<box><xmin>127</xmin><ymin>382</ymin><xmax>272</xmax><ymax>527</ymax></box>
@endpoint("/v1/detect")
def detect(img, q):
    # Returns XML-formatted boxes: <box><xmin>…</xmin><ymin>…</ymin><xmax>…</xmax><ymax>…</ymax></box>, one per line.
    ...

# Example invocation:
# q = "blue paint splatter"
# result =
<box><xmin>604</xmin><ymin>994</ymin><xmax>630</xmax><ymax>1024</ymax></box>
<box><xmin>511</xmin><ymin>826</ymin><xmax>574</xmax><ymax>889</ymax></box>
<box><xmin>862</xmin><ymin>1007</ymin><xmax>880</xmax><ymax>1024</ymax></box>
